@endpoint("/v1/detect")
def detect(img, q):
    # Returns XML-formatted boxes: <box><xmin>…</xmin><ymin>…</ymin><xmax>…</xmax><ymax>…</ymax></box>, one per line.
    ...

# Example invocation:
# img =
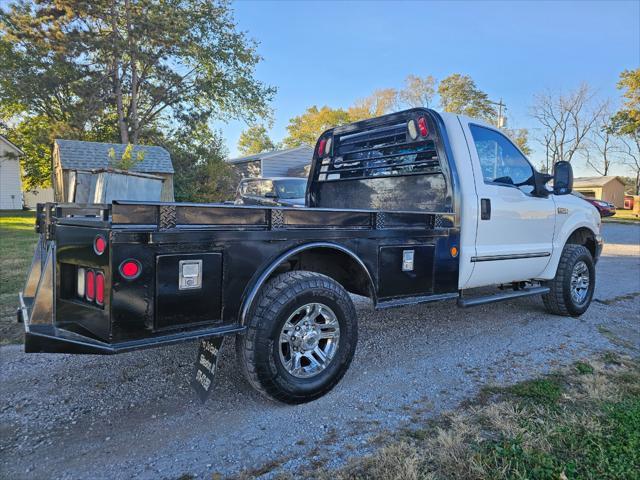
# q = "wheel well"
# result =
<box><xmin>566</xmin><ymin>227</ymin><xmax>597</xmax><ymax>258</ymax></box>
<box><xmin>266</xmin><ymin>247</ymin><xmax>375</xmax><ymax>299</ymax></box>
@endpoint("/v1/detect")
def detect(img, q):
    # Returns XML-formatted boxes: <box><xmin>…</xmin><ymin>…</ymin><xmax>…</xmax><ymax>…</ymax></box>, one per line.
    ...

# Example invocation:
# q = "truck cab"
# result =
<box><xmin>19</xmin><ymin>108</ymin><xmax>602</xmax><ymax>404</ymax></box>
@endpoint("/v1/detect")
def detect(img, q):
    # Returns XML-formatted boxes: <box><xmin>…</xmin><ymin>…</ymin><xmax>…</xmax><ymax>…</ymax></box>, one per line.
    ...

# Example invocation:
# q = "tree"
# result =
<box><xmin>348</xmin><ymin>88</ymin><xmax>398</xmax><ymax>120</ymax></box>
<box><xmin>438</xmin><ymin>74</ymin><xmax>496</xmax><ymax>120</ymax></box>
<box><xmin>398</xmin><ymin>74</ymin><xmax>436</xmax><ymax>108</ymax></box>
<box><xmin>584</xmin><ymin>109</ymin><xmax>617</xmax><ymax>176</ymax></box>
<box><xmin>167</xmin><ymin>124</ymin><xmax>239</xmax><ymax>203</ymax></box>
<box><xmin>283</xmin><ymin>106</ymin><xmax>351</xmax><ymax>147</ymax></box>
<box><xmin>609</xmin><ymin>69</ymin><xmax>640</xmax><ymax>194</ymax></box>
<box><xmin>1</xmin><ymin>0</ymin><xmax>275</xmax><ymax>190</ymax></box>
<box><xmin>531</xmin><ymin>84</ymin><xmax>607</xmax><ymax>171</ymax></box>
<box><xmin>504</xmin><ymin>128</ymin><xmax>532</xmax><ymax>156</ymax></box>
<box><xmin>237</xmin><ymin>125</ymin><xmax>277</xmax><ymax>155</ymax></box>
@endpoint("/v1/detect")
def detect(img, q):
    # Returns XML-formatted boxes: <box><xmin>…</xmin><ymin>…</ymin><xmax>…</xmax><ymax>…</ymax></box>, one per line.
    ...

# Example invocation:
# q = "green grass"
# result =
<box><xmin>604</xmin><ymin>209</ymin><xmax>640</xmax><ymax>223</ymax></box>
<box><xmin>506</xmin><ymin>376</ymin><xmax>564</xmax><ymax>404</ymax></box>
<box><xmin>575</xmin><ymin>361</ymin><xmax>595</xmax><ymax>375</ymax></box>
<box><xmin>0</xmin><ymin>210</ymin><xmax>37</xmax><ymax>345</ymax></box>
<box><xmin>307</xmin><ymin>354</ymin><xmax>640</xmax><ymax>480</ymax></box>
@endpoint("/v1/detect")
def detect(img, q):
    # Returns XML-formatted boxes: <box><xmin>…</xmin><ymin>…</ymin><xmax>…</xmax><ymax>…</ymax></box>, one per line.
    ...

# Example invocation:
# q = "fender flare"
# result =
<box><xmin>239</xmin><ymin>242</ymin><xmax>376</xmax><ymax>325</ymax></box>
<box><xmin>540</xmin><ymin>221</ymin><xmax>600</xmax><ymax>280</ymax></box>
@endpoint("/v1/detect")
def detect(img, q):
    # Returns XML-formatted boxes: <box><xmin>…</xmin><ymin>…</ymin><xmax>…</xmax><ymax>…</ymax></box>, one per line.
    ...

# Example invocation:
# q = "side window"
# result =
<box><xmin>469</xmin><ymin>125</ymin><xmax>534</xmax><ymax>193</ymax></box>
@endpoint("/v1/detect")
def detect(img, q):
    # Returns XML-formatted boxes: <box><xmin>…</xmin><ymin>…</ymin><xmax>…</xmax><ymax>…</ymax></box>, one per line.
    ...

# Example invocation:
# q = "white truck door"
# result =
<box><xmin>460</xmin><ymin>120</ymin><xmax>556</xmax><ymax>288</ymax></box>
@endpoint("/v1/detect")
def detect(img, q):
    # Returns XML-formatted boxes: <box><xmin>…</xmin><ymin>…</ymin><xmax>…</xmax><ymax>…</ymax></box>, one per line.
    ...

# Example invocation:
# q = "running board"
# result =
<box><xmin>457</xmin><ymin>286</ymin><xmax>550</xmax><ymax>308</ymax></box>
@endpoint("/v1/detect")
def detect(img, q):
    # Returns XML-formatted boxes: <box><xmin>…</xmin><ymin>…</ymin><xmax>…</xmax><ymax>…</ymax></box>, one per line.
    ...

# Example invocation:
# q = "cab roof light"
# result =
<box><xmin>407</xmin><ymin>119</ymin><xmax>418</xmax><ymax>140</ymax></box>
<box><xmin>317</xmin><ymin>138</ymin><xmax>327</xmax><ymax>158</ymax></box>
<box><xmin>324</xmin><ymin>137</ymin><xmax>332</xmax><ymax>155</ymax></box>
<box><xmin>417</xmin><ymin>117</ymin><xmax>428</xmax><ymax>137</ymax></box>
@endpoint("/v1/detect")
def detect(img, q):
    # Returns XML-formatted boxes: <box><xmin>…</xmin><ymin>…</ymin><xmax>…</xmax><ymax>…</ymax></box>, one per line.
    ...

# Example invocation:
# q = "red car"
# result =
<box><xmin>573</xmin><ymin>192</ymin><xmax>616</xmax><ymax>217</ymax></box>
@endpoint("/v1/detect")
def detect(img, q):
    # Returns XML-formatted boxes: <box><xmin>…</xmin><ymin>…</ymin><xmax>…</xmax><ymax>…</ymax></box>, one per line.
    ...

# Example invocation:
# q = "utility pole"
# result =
<box><xmin>489</xmin><ymin>98</ymin><xmax>507</xmax><ymax>128</ymax></box>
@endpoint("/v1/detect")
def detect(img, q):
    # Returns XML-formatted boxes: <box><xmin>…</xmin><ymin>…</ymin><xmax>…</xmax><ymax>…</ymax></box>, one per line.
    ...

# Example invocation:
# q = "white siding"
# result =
<box><xmin>261</xmin><ymin>148</ymin><xmax>312</xmax><ymax>177</ymax></box>
<box><xmin>0</xmin><ymin>142</ymin><xmax>23</xmax><ymax>209</ymax></box>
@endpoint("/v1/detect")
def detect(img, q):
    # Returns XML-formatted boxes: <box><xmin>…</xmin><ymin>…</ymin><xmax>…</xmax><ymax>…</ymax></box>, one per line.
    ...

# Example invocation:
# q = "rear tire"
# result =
<box><xmin>236</xmin><ymin>271</ymin><xmax>358</xmax><ymax>404</ymax></box>
<box><xmin>542</xmin><ymin>244</ymin><xmax>595</xmax><ymax>317</ymax></box>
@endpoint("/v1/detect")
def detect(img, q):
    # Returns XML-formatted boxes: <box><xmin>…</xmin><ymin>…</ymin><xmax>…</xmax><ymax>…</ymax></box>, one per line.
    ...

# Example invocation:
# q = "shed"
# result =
<box><xmin>573</xmin><ymin>176</ymin><xmax>626</xmax><ymax>208</ymax></box>
<box><xmin>226</xmin><ymin>146</ymin><xmax>313</xmax><ymax>179</ymax></box>
<box><xmin>53</xmin><ymin>140</ymin><xmax>175</xmax><ymax>202</ymax></box>
<box><xmin>0</xmin><ymin>135</ymin><xmax>24</xmax><ymax>210</ymax></box>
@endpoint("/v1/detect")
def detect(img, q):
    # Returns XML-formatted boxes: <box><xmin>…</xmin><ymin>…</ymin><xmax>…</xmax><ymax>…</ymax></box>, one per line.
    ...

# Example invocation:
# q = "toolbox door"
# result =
<box><xmin>155</xmin><ymin>252</ymin><xmax>223</xmax><ymax>331</ymax></box>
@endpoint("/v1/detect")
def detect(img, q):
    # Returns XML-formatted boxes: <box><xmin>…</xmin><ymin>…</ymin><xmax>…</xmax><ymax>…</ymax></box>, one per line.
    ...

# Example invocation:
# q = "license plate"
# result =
<box><xmin>191</xmin><ymin>337</ymin><xmax>224</xmax><ymax>403</ymax></box>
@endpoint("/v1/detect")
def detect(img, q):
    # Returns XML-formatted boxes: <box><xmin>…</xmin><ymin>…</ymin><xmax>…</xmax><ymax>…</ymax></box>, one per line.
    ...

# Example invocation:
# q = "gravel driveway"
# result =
<box><xmin>1</xmin><ymin>223</ymin><xmax>638</xmax><ymax>480</ymax></box>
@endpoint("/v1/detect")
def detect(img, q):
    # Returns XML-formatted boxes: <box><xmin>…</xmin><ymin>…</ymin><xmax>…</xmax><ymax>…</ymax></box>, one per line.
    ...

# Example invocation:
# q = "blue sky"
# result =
<box><xmin>218</xmin><ymin>0</ymin><xmax>639</xmax><ymax>176</ymax></box>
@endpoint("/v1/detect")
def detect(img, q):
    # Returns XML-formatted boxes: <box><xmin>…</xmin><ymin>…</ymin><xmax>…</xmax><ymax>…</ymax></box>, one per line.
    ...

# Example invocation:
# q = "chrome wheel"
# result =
<box><xmin>570</xmin><ymin>260</ymin><xmax>590</xmax><ymax>304</ymax></box>
<box><xmin>279</xmin><ymin>303</ymin><xmax>340</xmax><ymax>378</ymax></box>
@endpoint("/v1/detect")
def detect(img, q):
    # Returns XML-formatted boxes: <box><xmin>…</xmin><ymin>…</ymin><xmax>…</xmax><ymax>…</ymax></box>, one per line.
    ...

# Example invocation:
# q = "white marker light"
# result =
<box><xmin>407</xmin><ymin>120</ymin><xmax>418</xmax><ymax>140</ymax></box>
<box><xmin>77</xmin><ymin>267</ymin><xmax>86</xmax><ymax>298</ymax></box>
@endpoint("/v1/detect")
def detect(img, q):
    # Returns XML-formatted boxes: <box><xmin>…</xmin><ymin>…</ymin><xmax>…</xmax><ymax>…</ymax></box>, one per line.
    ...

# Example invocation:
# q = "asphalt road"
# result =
<box><xmin>1</xmin><ymin>223</ymin><xmax>638</xmax><ymax>480</ymax></box>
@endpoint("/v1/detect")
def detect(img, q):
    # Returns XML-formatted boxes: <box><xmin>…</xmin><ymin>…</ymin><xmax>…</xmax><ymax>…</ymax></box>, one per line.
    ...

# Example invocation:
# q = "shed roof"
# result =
<box><xmin>54</xmin><ymin>139</ymin><xmax>174</xmax><ymax>174</ymax></box>
<box><xmin>573</xmin><ymin>176</ymin><xmax>625</xmax><ymax>188</ymax></box>
<box><xmin>226</xmin><ymin>146</ymin><xmax>314</xmax><ymax>164</ymax></box>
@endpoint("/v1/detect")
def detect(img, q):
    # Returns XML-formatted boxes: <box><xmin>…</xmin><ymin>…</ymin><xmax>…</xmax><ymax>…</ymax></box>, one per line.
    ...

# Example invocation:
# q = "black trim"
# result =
<box><xmin>458</xmin><ymin>286</ymin><xmax>550</xmax><ymax>308</ymax></box>
<box><xmin>470</xmin><ymin>252</ymin><xmax>551</xmax><ymax>262</ymax></box>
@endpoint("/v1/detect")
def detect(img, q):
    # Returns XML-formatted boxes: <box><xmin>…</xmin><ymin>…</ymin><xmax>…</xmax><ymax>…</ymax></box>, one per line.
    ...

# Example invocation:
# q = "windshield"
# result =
<box><xmin>274</xmin><ymin>179</ymin><xmax>306</xmax><ymax>199</ymax></box>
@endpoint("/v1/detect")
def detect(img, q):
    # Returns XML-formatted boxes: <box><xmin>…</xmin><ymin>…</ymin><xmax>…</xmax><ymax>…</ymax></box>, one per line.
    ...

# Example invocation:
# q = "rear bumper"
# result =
<box><xmin>20</xmin><ymin>291</ymin><xmax>244</xmax><ymax>355</ymax></box>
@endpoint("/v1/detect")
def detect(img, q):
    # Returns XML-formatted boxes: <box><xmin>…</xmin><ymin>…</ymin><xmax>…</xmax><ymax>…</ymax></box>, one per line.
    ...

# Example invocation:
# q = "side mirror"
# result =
<box><xmin>264</xmin><ymin>192</ymin><xmax>277</xmax><ymax>198</ymax></box>
<box><xmin>553</xmin><ymin>161</ymin><xmax>573</xmax><ymax>195</ymax></box>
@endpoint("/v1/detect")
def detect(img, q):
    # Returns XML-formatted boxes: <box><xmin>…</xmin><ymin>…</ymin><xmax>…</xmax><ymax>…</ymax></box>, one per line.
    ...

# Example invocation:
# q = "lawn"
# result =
<box><xmin>605</xmin><ymin>209</ymin><xmax>640</xmax><ymax>223</ymax></box>
<box><xmin>0</xmin><ymin>210</ymin><xmax>37</xmax><ymax>345</ymax></box>
<box><xmin>303</xmin><ymin>353</ymin><xmax>640</xmax><ymax>480</ymax></box>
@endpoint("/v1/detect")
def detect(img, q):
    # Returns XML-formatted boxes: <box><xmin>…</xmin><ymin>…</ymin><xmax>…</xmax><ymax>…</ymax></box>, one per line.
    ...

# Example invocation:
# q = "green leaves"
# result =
<box><xmin>237</xmin><ymin>125</ymin><xmax>277</xmax><ymax>155</ymax></box>
<box><xmin>438</xmin><ymin>73</ymin><xmax>497</xmax><ymax>120</ymax></box>
<box><xmin>1</xmin><ymin>0</ymin><xmax>274</xmax><ymax>192</ymax></box>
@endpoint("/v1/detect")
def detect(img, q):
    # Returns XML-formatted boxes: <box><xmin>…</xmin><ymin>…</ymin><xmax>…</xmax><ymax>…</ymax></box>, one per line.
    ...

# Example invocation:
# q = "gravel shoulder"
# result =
<box><xmin>1</xmin><ymin>223</ymin><xmax>638</xmax><ymax>480</ymax></box>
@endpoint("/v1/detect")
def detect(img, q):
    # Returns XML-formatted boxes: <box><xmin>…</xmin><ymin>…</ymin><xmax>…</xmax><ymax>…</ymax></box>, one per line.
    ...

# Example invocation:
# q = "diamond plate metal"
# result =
<box><xmin>159</xmin><ymin>205</ymin><xmax>177</xmax><ymax>230</ymax></box>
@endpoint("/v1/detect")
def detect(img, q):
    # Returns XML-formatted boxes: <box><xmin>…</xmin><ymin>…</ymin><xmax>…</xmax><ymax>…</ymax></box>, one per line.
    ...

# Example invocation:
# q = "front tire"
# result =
<box><xmin>236</xmin><ymin>271</ymin><xmax>358</xmax><ymax>404</ymax></box>
<box><xmin>543</xmin><ymin>244</ymin><xmax>595</xmax><ymax>317</ymax></box>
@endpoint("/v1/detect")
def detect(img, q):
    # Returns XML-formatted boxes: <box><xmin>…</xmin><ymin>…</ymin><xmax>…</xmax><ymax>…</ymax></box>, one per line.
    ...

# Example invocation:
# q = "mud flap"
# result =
<box><xmin>191</xmin><ymin>337</ymin><xmax>224</xmax><ymax>402</ymax></box>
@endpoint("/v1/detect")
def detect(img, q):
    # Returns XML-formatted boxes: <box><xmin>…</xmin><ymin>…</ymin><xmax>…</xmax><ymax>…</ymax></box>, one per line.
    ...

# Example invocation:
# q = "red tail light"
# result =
<box><xmin>95</xmin><ymin>272</ymin><xmax>105</xmax><ymax>305</ymax></box>
<box><xmin>417</xmin><ymin>117</ymin><xmax>428</xmax><ymax>137</ymax></box>
<box><xmin>317</xmin><ymin>138</ymin><xmax>327</xmax><ymax>158</ymax></box>
<box><xmin>119</xmin><ymin>259</ymin><xmax>141</xmax><ymax>280</ymax></box>
<box><xmin>94</xmin><ymin>235</ymin><xmax>107</xmax><ymax>255</ymax></box>
<box><xmin>86</xmin><ymin>270</ymin><xmax>96</xmax><ymax>301</ymax></box>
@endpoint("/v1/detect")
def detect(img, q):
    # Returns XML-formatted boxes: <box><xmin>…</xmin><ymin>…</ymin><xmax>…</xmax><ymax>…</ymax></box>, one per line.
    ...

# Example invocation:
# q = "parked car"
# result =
<box><xmin>572</xmin><ymin>191</ymin><xmax>616</xmax><ymax>217</ymax></box>
<box><xmin>19</xmin><ymin>108</ymin><xmax>602</xmax><ymax>404</ymax></box>
<box><xmin>235</xmin><ymin>177</ymin><xmax>306</xmax><ymax>207</ymax></box>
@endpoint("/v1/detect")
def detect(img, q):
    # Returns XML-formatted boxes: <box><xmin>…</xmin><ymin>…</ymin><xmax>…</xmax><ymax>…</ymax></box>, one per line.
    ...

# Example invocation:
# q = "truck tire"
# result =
<box><xmin>236</xmin><ymin>271</ymin><xmax>358</xmax><ymax>404</ymax></box>
<box><xmin>542</xmin><ymin>244</ymin><xmax>595</xmax><ymax>317</ymax></box>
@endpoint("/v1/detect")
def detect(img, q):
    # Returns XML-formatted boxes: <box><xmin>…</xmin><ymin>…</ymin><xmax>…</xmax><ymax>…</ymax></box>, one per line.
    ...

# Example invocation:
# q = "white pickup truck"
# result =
<box><xmin>20</xmin><ymin>108</ymin><xmax>602</xmax><ymax>403</ymax></box>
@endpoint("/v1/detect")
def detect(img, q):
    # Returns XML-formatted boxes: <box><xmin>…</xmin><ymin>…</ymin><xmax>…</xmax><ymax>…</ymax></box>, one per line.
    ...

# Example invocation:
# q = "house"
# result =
<box><xmin>226</xmin><ymin>146</ymin><xmax>313</xmax><ymax>178</ymax></box>
<box><xmin>53</xmin><ymin>140</ymin><xmax>175</xmax><ymax>202</ymax></box>
<box><xmin>0</xmin><ymin>135</ymin><xmax>24</xmax><ymax>210</ymax></box>
<box><xmin>573</xmin><ymin>176</ymin><xmax>626</xmax><ymax>208</ymax></box>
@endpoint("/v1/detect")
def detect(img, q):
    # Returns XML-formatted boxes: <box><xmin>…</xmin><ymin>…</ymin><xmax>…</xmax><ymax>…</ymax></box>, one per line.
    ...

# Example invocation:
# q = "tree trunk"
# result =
<box><xmin>111</xmin><ymin>1</ymin><xmax>129</xmax><ymax>144</ymax></box>
<box><xmin>125</xmin><ymin>0</ymin><xmax>140</xmax><ymax>144</ymax></box>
